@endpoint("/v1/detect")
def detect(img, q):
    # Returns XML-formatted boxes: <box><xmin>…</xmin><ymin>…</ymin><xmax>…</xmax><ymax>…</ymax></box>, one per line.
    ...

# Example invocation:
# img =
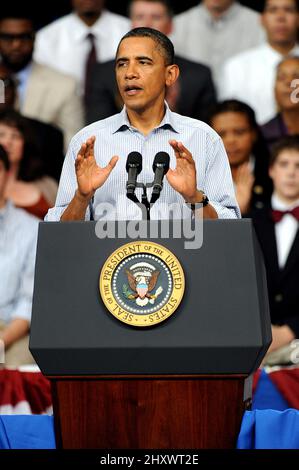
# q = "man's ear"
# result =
<box><xmin>165</xmin><ymin>64</ymin><xmax>180</xmax><ymax>88</ymax></box>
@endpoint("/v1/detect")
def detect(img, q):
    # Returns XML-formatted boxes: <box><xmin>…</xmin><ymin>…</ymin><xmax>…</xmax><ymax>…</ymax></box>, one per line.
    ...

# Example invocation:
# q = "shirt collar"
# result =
<box><xmin>200</xmin><ymin>2</ymin><xmax>240</xmax><ymax>26</ymax></box>
<box><xmin>264</xmin><ymin>42</ymin><xmax>299</xmax><ymax>60</ymax></box>
<box><xmin>71</xmin><ymin>10</ymin><xmax>111</xmax><ymax>42</ymax></box>
<box><xmin>112</xmin><ymin>102</ymin><xmax>179</xmax><ymax>134</ymax></box>
<box><xmin>272</xmin><ymin>193</ymin><xmax>299</xmax><ymax>211</ymax></box>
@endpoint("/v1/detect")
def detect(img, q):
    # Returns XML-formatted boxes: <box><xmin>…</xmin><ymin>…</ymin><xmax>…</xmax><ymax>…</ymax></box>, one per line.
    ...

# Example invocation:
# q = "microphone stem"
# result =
<box><xmin>141</xmin><ymin>187</ymin><xmax>151</xmax><ymax>221</ymax></box>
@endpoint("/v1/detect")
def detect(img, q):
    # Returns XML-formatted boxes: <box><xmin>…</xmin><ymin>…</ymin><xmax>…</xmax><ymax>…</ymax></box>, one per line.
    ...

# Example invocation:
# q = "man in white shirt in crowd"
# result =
<box><xmin>0</xmin><ymin>145</ymin><xmax>38</xmax><ymax>366</ymax></box>
<box><xmin>221</xmin><ymin>0</ymin><xmax>299</xmax><ymax>124</ymax></box>
<box><xmin>34</xmin><ymin>0</ymin><xmax>130</xmax><ymax>95</ymax></box>
<box><xmin>172</xmin><ymin>1</ymin><xmax>265</xmax><ymax>92</ymax></box>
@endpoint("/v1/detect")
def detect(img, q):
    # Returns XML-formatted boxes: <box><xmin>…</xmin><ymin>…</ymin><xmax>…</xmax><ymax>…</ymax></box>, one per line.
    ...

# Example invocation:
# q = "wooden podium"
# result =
<box><xmin>30</xmin><ymin>220</ymin><xmax>271</xmax><ymax>449</ymax></box>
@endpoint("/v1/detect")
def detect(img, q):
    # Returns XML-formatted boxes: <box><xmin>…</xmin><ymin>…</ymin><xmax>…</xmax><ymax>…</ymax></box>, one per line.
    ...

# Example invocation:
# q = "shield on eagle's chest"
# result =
<box><xmin>136</xmin><ymin>284</ymin><xmax>148</xmax><ymax>299</ymax></box>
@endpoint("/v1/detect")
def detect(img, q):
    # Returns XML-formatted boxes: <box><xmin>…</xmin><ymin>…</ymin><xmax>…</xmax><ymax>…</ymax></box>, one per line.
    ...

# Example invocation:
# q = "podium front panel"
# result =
<box><xmin>30</xmin><ymin>220</ymin><xmax>271</xmax><ymax>375</ymax></box>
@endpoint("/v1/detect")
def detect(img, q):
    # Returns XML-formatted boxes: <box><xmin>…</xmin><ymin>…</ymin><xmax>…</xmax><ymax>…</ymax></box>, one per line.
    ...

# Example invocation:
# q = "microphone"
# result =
<box><xmin>126</xmin><ymin>151</ymin><xmax>142</xmax><ymax>196</ymax></box>
<box><xmin>150</xmin><ymin>152</ymin><xmax>170</xmax><ymax>204</ymax></box>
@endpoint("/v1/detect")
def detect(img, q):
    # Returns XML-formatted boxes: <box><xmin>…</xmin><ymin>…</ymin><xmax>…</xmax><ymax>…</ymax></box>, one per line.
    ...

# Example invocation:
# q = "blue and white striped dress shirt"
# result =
<box><xmin>0</xmin><ymin>201</ymin><xmax>38</xmax><ymax>324</ymax></box>
<box><xmin>45</xmin><ymin>105</ymin><xmax>240</xmax><ymax>221</ymax></box>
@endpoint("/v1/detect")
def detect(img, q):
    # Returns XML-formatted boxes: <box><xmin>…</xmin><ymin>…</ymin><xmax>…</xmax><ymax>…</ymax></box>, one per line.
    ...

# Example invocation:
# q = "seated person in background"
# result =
<box><xmin>208</xmin><ymin>100</ymin><xmax>272</xmax><ymax>215</ymax></box>
<box><xmin>86</xmin><ymin>0</ymin><xmax>216</xmax><ymax>124</ymax></box>
<box><xmin>0</xmin><ymin>12</ymin><xmax>84</xmax><ymax>150</ymax></box>
<box><xmin>252</xmin><ymin>135</ymin><xmax>299</xmax><ymax>361</ymax></box>
<box><xmin>34</xmin><ymin>0</ymin><xmax>130</xmax><ymax>97</ymax></box>
<box><xmin>0</xmin><ymin>109</ymin><xmax>58</xmax><ymax>219</ymax></box>
<box><xmin>261</xmin><ymin>56</ymin><xmax>299</xmax><ymax>149</ymax></box>
<box><xmin>0</xmin><ymin>145</ymin><xmax>38</xmax><ymax>366</ymax></box>
<box><xmin>172</xmin><ymin>0</ymin><xmax>265</xmax><ymax>93</ymax></box>
<box><xmin>220</xmin><ymin>0</ymin><xmax>299</xmax><ymax>124</ymax></box>
<box><xmin>0</xmin><ymin>63</ymin><xmax>64</xmax><ymax>181</ymax></box>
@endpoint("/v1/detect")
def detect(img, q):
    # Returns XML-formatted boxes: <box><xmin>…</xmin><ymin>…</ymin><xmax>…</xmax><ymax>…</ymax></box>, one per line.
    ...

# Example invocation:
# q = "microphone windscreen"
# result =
<box><xmin>126</xmin><ymin>152</ymin><xmax>142</xmax><ymax>173</ymax></box>
<box><xmin>152</xmin><ymin>152</ymin><xmax>170</xmax><ymax>173</ymax></box>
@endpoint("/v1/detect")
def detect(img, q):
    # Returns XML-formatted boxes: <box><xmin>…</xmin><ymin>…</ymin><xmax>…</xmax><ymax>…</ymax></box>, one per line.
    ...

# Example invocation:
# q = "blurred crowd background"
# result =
<box><xmin>1</xmin><ymin>1</ymin><xmax>265</xmax><ymax>28</ymax></box>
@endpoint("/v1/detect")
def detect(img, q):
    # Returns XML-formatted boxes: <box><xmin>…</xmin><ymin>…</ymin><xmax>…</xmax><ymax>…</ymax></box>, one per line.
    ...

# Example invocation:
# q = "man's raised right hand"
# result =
<box><xmin>75</xmin><ymin>136</ymin><xmax>119</xmax><ymax>200</ymax></box>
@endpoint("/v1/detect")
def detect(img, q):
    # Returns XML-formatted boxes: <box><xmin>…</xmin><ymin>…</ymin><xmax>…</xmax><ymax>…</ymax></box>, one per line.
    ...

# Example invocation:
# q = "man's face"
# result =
<box><xmin>269</xmin><ymin>150</ymin><xmax>299</xmax><ymax>201</ymax></box>
<box><xmin>0</xmin><ymin>160</ymin><xmax>8</xmax><ymax>202</ymax></box>
<box><xmin>116</xmin><ymin>36</ymin><xmax>175</xmax><ymax>113</ymax></box>
<box><xmin>262</xmin><ymin>0</ymin><xmax>299</xmax><ymax>44</ymax></box>
<box><xmin>203</xmin><ymin>0</ymin><xmax>235</xmax><ymax>14</ymax></box>
<box><xmin>0</xmin><ymin>19</ymin><xmax>34</xmax><ymax>72</ymax></box>
<box><xmin>130</xmin><ymin>1</ymin><xmax>172</xmax><ymax>35</ymax></box>
<box><xmin>72</xmin><ymin>0</ymin><xmax>105</xmax><ymax>16</ymax></box>
<box><xmin>275</xmin><ymin>58</ymin><xmax>299</xmax><ymax>110</ymax></box>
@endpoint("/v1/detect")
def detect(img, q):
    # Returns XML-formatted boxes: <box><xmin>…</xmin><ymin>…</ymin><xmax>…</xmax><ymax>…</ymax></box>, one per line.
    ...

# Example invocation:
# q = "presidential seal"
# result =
<box><xmin>99</xmin><ymin>241</ymin><xmax>185</xmax><ymax>327</ymax></box>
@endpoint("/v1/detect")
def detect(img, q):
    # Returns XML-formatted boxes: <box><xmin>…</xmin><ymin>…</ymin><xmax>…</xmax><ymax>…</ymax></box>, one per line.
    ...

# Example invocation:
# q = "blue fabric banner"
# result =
<box><xmin>237</xmin><ymin>409</ymin><xmax>299</xmax><ymax>449</ymax></box>
<box><xmin>0</xmin><ymin>416</ymin><xmax>55</xmax><ymax>449</ymax></box>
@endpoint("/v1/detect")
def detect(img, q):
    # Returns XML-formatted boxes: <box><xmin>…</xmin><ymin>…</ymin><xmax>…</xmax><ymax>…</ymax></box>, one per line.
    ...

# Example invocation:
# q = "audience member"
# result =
<box><xmin>252</xmin><ymin>135</ymin><xmax>299</xmax><ymax>361</ymax></box>
<box><xmin>0</xmin><ymin>63</ymin><xmax>64</xmax><ymax>181</ymax></box>
<box><xmin>86</xmin><ymin>0</ymin><xmax>216</xmax><ymax>124</ymax></box>
<box><xmin>34</xmin><ymin>0</ymin><xmax>130</xmax><ymax>101</ymax></box>
<box><xmin>0</xmin><ymin>13</ymin><xmax>84</xmax><ymax>149</ymax></box>
<box><xmin>0</xmin><ymin>109</ymin><xmax>58</xmax><ymax>219</ymax></box>
<box><xmin>209</xmin><ymin>100</ymin><xmax>272</xmax><ymax>215</ymax></box>
<box><xmin>261</xmin><ymin>55</ymin><xmax>299</xmax><ymax>148</ymax></box>
<box><xmin>0</xmin><ymin>144</ymin><xmax>37</xmax><ymax>366</ymax></box>
<box><xmin>221</xmin><ymin>0</ymin><xmax>299</xmax><ymax>124</ymax></box>
<box><xmin>172</xmin><ymin>1</ymin><xmax>265</xmax><ymax>92</ymax></box>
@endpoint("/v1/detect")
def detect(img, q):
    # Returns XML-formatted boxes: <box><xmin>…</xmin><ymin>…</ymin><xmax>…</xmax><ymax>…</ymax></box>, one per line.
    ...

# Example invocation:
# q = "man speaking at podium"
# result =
<box><xmin>45</xmin><ymin>28</ymin><xmax>240</xmax><ymax>222</ymax></box>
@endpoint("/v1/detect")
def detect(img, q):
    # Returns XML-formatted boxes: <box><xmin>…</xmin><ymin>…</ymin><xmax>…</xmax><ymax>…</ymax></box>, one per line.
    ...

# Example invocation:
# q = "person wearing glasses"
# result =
<box><xmin>0</xmin><ymin>12</ymin><xmax>84</xmax><ymax>150</ymax></box>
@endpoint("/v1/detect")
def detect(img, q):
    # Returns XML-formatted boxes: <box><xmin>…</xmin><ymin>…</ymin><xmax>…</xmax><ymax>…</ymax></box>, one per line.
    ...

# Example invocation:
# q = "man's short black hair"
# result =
<box><xmin>270</xmin><ymin>135</ymin><xmax>299</xmax><ymax>166</ymax></box>
<box><xmin>0</xmin><ymin>144</ymin><xmax>10</xmax><ymax>171</ymax></box>
<box><xmin>117</xmin><ymin>27</ymin><xmax>175</xmax><ymax>65</ymax></box>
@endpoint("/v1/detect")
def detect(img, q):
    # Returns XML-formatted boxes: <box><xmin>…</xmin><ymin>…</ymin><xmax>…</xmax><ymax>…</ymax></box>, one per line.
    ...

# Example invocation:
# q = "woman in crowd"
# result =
<box><xmin>208</xmin><ymin>100</ymin><xmax>272</xmax><ymax>215</ymax></box>
<box><xmin>0</xmin><ymin>109</ymin><xmax>57</xmax><ymax>219</ymax></box>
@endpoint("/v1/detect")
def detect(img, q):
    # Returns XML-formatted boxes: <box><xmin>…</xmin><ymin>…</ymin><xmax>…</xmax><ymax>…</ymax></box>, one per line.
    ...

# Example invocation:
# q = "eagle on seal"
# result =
<box><xmin>125</xmin><ymin>269</ymin><xmax>160</xmax><ymax>299</ymax></box>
